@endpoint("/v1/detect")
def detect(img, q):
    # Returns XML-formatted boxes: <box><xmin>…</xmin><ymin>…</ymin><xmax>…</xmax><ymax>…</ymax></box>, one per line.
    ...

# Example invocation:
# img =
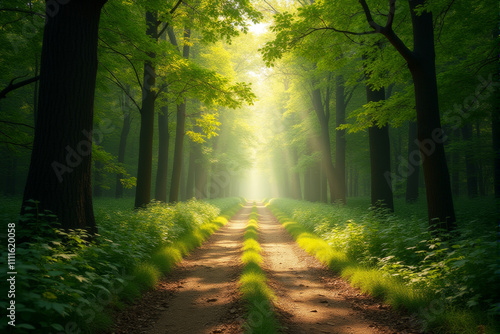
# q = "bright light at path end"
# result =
<box><xmin>248</xmin><ymin>22</ymin><xmax>268</xmax><ymax>35</ymax></box>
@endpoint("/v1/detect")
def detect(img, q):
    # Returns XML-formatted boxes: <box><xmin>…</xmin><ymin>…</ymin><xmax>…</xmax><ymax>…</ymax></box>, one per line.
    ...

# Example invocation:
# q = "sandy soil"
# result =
<box><xmin>110</xmin><ymin>202</ymin><xmax>423</xmax><ymax>334</ymax></box>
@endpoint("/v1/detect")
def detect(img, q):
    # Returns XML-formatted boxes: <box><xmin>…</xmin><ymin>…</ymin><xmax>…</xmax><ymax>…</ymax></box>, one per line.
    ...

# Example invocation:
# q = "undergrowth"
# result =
<box><xmin>0</xmin><ymin>197</ymin><xmax>243</xmax><ymax>333</ymax></box>
<box><xmin>239</xmin><ymin>203</ymin><xmax>280</xmax><ymax>333</ymax></box>
<box><xmin>268</xmin><ymin>197</ymin><xmax>499</xmax><ymax>334</ymax></box>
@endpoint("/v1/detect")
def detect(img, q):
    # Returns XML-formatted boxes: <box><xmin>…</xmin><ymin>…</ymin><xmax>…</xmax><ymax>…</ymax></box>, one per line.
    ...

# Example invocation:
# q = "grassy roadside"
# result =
<box><xmin>239</xmin><ymin>203</ymin><xmax>281</xmax><ymax>333</ymax></box>
<box><xmin>0</xmin><ymin>197</ymin><xmax>243</xmax><ymax>333</ymax></box>
<box><xmin>267</xmin><ymin>200</ymin><xmax>498</xmax><ymax>334</ymax></box>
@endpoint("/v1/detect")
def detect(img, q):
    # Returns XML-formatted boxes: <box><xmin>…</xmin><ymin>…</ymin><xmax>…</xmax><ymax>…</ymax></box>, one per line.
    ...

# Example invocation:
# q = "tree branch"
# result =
<box><xmin>100</xmin><ymin>64</ymin><xmax>142</xmax><ymax>113</ymax></box>
<box><xmin>358</xmin><ymin>0</ymin><xmax>414</xmax><ymax>64</ymax></box>
<box><xmin>0</xmin><ymin>75</ymin><xmax>40</xmax><ymax>100</ymax></box>
<box><xmin>99</xmin><ymin>37</ymin><xmax>143</xmax><ymax>91</ymax></box>
<box><xmin>0</xmin><ymin>7</ymin><xmax>45</xmax><ymax>18</ymax></box>
<box><xmin>0</xmin><ymin>120</ymin><xmax>34</xmax><ymax>129</ymax></box>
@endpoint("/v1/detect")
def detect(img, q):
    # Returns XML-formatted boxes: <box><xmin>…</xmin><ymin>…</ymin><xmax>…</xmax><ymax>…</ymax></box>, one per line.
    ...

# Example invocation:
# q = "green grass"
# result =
<box><xmin>0</xmin><ymin>196</ymin><xmax>243</xmax><ymax>333</ymax></box>
<box><xmin>268</xmin><ymin>198</ymin><xmax>499</xmax><ymax>334</ymax></box>
<box><xmin>239</xmin><ymin>204</ymin><xmax>281</xmax><ymax>333</ymax></box>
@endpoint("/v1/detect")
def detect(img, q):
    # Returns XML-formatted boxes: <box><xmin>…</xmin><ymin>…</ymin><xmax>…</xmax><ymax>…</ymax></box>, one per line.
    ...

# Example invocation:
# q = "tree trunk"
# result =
<box><xmin>311</xmin><ymin>87</ymin><xmax>338</xmax><ymax>203</ymax></box>
<box><xmin>155</xmin><ymin>103</ymin><xmax>170</xmax><ymax>201</ymax></box>
<box><xmin>21</xmin><ymin>0</ymin><xmax>107</xmax><ymax>234</ymax></box>
<box><xmin>408</xmin><ymin>1</ymin><xmax>456</xmax><ymax>229</ymax></box>
<box><xmin>335</xmin><ymin>75</ymin><xmax>347</xmax><ymax>203</ymax></box>
<box><xmin>185</xmin><ymin>141</ymin><xmax>196</xmax><ymax>199</ymax></box>
<box><xmin>134</xmin><ymin>11</ymin><xmax>157</xmax><ymax>208</ymax></box>
<box><xmin>405</xmin><ymin>121</ymin><xmax>419</xmax><ymax>203</ymax></box>
<box><xmin>169</xmin><ymin>101</ymin><xmax>187</xmax><ymax>202</ymax></box>
<box><xmin>169</xmin><ymin>27</ymin><xmax>191</xmax><ymax>203</ymax></box>
<box><xmin>115</xmin><ymin>91</ymin><xmax>131</xmax><ymax>199</ymax></box>
<box><xmin>461</xmin><ymin>123</ymin><xmax>478</xmax><ymax>198</ymax></box>
<box><xmin>365</xmin><ymin>84</ymin><xmax>394</xmax><ymax>211</ymax></box>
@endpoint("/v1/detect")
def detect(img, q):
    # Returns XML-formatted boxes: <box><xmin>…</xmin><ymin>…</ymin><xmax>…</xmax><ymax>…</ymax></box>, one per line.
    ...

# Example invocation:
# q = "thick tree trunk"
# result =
<box><xmin>134</xmin><ymin>11</ymin><xmax>157</xmax><ymax>208</ymax></box>
<box><xmin>21</xmin><ymin>0</ymin><xmax>106</xmax><ymax>234</ymax></box>
<box><xmin>335</xmin><ymin>75</ymin><xmax>347</xmax><ymax>203</ymax></box>
<box><xmin>461</xmin><ymin>123</ymin><xmax>478</xmax><ymax>198</ymax></box>
<box><xmin>408</xmin><ymin>2</ymin><xmax>456</xmax><ymax>229</ymax></box>
<box><xmin>115</xmin><ymin>92</ymin><xmax>131</xmax><ymax>199</ymax></box>
<box><xmin>365</xmin><ymin>85</ymin><xmax>394</xmax><ymax>211</ymax></box>
<box><xmin>405</xmin><ymin>121</ymin><xmax>419</xmax><ymax>203</ymax></box>
<box><xmin>155</xmin><ymin>104</ymin><xmax>170</xmax><ymax>202</ymax></box>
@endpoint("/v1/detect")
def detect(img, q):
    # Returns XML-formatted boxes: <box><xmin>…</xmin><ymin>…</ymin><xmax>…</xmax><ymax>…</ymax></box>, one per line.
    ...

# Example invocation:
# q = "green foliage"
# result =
<box><xmin>239</xmin><ymin>204</ymin><xmax>281</xmax><ymax>333</ymax></box>
<box><xmin>269</xmin><ymin>198</ymin><xmax>499</xmax><ymax>333</ymax></box>
<box><xmin>0</xmin><ymin>197</ymin><xmax>243</xmax><ymax>333</ymax></box>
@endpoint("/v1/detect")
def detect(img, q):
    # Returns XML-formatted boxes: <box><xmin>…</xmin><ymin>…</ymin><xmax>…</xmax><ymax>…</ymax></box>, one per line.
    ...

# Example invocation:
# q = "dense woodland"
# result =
<box><xmin>0</xmin><ymin>0</ymin><xmax>499</xmax><ymax>333</ymax></box>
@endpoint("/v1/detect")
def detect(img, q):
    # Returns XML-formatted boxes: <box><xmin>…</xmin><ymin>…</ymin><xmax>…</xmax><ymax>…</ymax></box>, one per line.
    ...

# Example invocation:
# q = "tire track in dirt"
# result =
<box><xmin>257</xmin><ymin>203</ymin><xmax>421</xmax><ymax>334</ymax></box>
<box><xmin>111</xmin><ymin>204</ymin><xmax>252</xmax><ymax>334</ymax></box>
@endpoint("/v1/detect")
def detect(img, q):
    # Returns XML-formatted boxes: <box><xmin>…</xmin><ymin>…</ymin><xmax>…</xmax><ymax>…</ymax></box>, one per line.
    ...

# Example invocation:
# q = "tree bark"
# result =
<box><xmin>155</xmin><ymin>103</ymin><xmax>170</xmax><ymax>202</ymax></box>
<box><xmin>366</xmin><ymin>85</ymin><xmax>394</xmax><ymax>211</ymax></box>
<box><xmin>408</xmin><ymin>2</ymin><xmax>455</xmax><ymax>228</ymax></box>
<box><xmin>21</xmin><ymin>0</ymin><xmax>107</xmax><ymax>234</ymax></box>
<box><xmin>134</xmin><ymin>11</ymin><xmax>157</xmax><ymax>208</ymax></box>
<box><xmin>405</xmin><ymin>121</ymin><xmax>419</xmax><ymax>203</ymax></box>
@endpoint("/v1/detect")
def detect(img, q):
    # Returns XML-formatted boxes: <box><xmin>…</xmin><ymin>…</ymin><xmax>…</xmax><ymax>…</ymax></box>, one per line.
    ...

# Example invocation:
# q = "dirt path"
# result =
<box><xmin>257</xmin><ymin>203</ymin><xmax>421</xmax><ymax>334</ymax></box>
<box><xmin>111</xmin><ymin>204</ymin><xmax>251</xmax><ymax>334</ymax></box>
<box><xmin>111</xmin><ymin>202</ymin><xmax>421</xmax><ymax>334</ymax></box>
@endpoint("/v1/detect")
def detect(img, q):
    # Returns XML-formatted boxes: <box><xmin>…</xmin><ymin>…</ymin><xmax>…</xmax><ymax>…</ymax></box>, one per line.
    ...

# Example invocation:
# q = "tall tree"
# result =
<box><xmin>154</xmin><ymin>100</ymin><xmax>170</xmax><ymax>202</ymax></box>
<box><xmin>366</xmin><ymin>84</ymin><xmax>394</xmax><ymax>211</ymax></box>
<box><xmin>21</xmin><ymin>0</ymin><xmax>107</xmax><ymax>233</ymax></box>
<box><xmin>358</xmin><ymin>0</ymin><xmax>455</xmax><ymax>228</ymax></box>
<box><xmin>134</xmin><ymin>11</ymin><xmax>158</xmax><ymax>208</ymax></box>
<box><xmin>168</xmin><ymin>26</ymin><xmax>191</xmax><ymax>203</ymax></box>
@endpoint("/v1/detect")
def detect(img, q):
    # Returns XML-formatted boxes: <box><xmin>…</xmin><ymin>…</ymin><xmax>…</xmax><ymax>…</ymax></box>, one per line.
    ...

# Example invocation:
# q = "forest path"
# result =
<box><xmin>256</xmin><ymin>203</ymin><xmax>420</xmax><ymax>334</ymax></box>
<box><xmin>111</xmin><ymin>202</ymin><xmax>421</xmax><ymax>334</ymax></box>
<box><xmin>111</xmin><ymin>204</ymin><xmax>251</xmax><ymax>334</ymax></box>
